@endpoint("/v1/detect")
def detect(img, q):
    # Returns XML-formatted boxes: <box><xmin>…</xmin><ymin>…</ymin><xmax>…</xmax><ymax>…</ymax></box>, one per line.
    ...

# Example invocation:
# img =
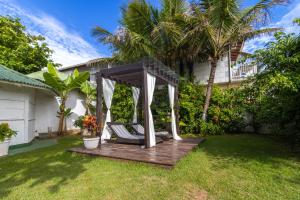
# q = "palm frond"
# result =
<box><xmin>240</xmin><ymin>27</ymin><xmax>282</xmax><ymax>40</ymax></box>
<box><xmin>239</xmin><ymin>0</ymin><xmax>287</xmax><ymax>27</ymax></box>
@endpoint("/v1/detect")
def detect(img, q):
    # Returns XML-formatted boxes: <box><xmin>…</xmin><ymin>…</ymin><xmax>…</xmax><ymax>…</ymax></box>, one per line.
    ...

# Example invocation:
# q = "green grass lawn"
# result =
<box><xmin>0</xmin><ymin>134</ymin><xmax>299</xmax><ymax>200</ymax></box>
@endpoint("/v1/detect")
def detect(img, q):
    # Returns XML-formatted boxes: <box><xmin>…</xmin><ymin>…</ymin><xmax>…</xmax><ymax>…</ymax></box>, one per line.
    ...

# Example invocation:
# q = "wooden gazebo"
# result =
<box><xmin>96</xmin><ymin>57</ymin><xmax>180</xmax><ymax>148</ymax></box>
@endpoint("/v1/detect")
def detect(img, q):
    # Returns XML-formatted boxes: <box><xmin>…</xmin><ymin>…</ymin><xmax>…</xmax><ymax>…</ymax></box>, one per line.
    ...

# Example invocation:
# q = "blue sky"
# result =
<box><xmin>0</xmin><ymin>0</ymin><xmax>299</xmax><ymax>67</ymax></box>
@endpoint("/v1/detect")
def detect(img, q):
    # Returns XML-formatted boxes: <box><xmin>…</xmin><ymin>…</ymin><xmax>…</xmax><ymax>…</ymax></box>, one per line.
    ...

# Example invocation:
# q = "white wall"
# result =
<box><xmin>65</xmin><ymin>90</ymin><xmax>86</xmax><ymax>130</ymax></box>
<box><xmin>0</xmin><ymin>83</ymin><xmax>36</xmax><ymax>145</ymax></box>
<box><xmin>34</xmin><ymin>92</ymin><xmax>60</xmax><ymax>134</ymax></box>
<box><xmin>0</xmin><ymin>82</ymin><xmax>86</xmax><ymax>146</ymax></box>
<box><xmin>193</xmin><ymin>55</ymin><xmax>230</xmax><ymax>84</ymax></box>
<box><xmin>35</xmin><ymin>90</ymin><xmax>86</xmax><ymax>133</ymax></box>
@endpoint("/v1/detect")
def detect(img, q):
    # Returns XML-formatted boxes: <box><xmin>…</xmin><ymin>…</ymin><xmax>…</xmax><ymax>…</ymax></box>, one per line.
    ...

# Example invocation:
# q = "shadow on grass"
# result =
<box><xmin>0</xmin><ymin>136</ymin><xmax>91</xmax><ymax>197</ymax></box>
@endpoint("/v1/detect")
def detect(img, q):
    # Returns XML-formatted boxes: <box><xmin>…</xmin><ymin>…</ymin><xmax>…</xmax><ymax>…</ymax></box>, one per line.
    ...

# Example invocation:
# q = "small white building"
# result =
<box><xmin>0</xmin><ymin>65</ymin><xmax>86</xmax><ymax>146</ymax></box>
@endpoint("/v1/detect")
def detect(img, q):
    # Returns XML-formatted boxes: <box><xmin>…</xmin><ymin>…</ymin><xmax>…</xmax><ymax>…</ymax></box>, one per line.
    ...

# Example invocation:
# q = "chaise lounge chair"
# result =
<box><xmin>107</xmin><ymin>122</ymin><xmax>163</xmax><ymax>145</ymax></box>
<box><xmin>132</xmin><ymin>123</ymin><xmax>173</xmax><ymax>140</ymax></box>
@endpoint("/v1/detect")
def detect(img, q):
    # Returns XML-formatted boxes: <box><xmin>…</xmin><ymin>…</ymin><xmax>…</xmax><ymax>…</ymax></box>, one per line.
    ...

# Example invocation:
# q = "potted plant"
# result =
<box><xmin>74</xmin><ymin>116</ymin><xmax>90</xmax><ymax>136</ymax></box>
<box><xmin>82</xmin><ymin>115</ymin><xmax>99</xmax><ymax>149</ymax></box>
<box><xmin>0</xmin><ymin>123</ymin><xmax>17</xmax><ymax>157</ymax></box>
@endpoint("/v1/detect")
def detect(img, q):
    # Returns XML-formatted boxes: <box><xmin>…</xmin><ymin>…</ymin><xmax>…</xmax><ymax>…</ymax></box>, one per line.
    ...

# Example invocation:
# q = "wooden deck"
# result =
<box><xmin>69</xmin><ymin>138</ymin><xmax>205</xmax><ymax>168</ymax></box>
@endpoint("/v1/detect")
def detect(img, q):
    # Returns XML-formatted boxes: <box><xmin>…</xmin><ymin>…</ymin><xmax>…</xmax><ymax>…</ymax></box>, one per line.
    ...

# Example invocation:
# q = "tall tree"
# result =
<box><xmin>0</xmin><ymin>16</ymin><xmax>56</xmax><ymax>74</ymax></box>
<box><xmin>185</xmin><ymin>0</ymin><xmax>286</xmax><ymax>120</ymax></box>
<box><xmin>92</xmin><ymin>0</ymin><xmax>189</xmax><ymax>69</ymax></box>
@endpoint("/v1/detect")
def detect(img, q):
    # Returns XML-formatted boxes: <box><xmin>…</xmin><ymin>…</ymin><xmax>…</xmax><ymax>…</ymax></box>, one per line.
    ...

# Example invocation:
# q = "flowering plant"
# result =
<box><xmin>82</xmin><ymin>115</ymin><xmax>97</xmax><ymax>136</ymax></box>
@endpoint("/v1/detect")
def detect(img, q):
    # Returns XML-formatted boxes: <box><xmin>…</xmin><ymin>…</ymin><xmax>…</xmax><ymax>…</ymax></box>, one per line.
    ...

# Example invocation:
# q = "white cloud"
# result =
<box><xmin>243</xmin><ymin>2</ymin><xmax>300</xmax><ymax>53</ymax></box>
<box><xmin>0</xmin><ymin>0</ymin><xmax>102</xmax><ymax>67</ymax></box>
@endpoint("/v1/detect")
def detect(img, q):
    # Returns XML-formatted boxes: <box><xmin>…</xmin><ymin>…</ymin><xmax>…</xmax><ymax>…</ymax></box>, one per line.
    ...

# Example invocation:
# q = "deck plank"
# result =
<box><xmin>68</xmin><ymin>138</ymin><xmax>205</xmax><ymax>168</ymax></box>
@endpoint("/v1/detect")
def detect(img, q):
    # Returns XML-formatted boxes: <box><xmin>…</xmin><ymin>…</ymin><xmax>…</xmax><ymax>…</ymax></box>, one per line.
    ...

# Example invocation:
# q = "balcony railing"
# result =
<box><xmin>231</xmin><ymin>64</ymin><xmax>257</xmax><ymax>81</ymax></box>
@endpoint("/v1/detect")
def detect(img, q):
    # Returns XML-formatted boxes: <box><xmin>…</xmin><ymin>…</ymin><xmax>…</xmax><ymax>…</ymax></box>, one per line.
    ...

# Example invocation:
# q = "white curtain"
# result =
<box><xmin>132</xmin><ymin>87</ymin><xmax>140</xmax><ymax>123</ymax></box>
<box><xmin>101</xmin><ymin>78</ymin><xmax>115</xmax><ymax>143</ymax></box>
<box><xmin>147</xmin><ymin>73</ymin><xmax>156</xmax><ymax>147</ymax></box>
<box><xmin>168</xmin><ymin>84</ymin><xmax>182</xmax><ymax>140</ymax></box>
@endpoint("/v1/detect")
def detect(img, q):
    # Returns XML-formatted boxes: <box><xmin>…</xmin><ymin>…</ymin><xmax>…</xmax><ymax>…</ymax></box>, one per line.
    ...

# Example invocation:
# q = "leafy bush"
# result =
<box><xmin>178</xmin><ymin>79</ymin><xmax>246</xmax><ymax>135</ymax></box>
<box><xmin>74</xmin><ymin>116</ymin><xmax>84</xmax><ymax>129</ymax></box>
<box><xmin>208</xmin><ymin>87</ymin><xmax>246</xmax><ymax>133</ymax></box>
<box><xmin>152</xmin><ymin>86</ymin><xmax>171</xmax><ymax>130</ymax></box>
<box><xmin>111</xmin><ymin>84</ymin><xmax>134</xmax><ymax>123</ymax></box>
<box><xmin>200</xmin><ymin>121</ymin><xmax>224</xmax><ymax>135</ymax></box>
<box><xmin>178</xmin><ymin>79</ymin><xmax>204</xmax><ymax>134</ymax></box>
<box><xmin>95</xmin><ymin>79</ymin><xmax>246</xmax><ymax>136</ymax></box>
<box><xmin>241</xmin><ymin>27</ymin><xmax>300</xmax><ymax>149</ymax></box>
<box><xmin>0</xmin><ymin>123</ymin><xmax>17</xmax><ymax>142</ymax></box>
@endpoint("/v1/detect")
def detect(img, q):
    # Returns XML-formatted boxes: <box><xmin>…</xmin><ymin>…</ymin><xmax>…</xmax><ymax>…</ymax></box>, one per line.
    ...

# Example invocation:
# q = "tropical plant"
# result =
<box><xmin>241</xmin><ymin>21</ymin><xmax>300</xmax><ymax>149</ymax></box>
<box><xmin>74</xmin><ymin>116</ymin><xmax>85</xmax><ymax>129</ymax></box>
<box><xmin>92</xmin><ymin>0</ymin><xmax>190</xmax><ymax>70</ymax></box>
<box><xmin>0</xmin><ymin>123</ymin><xmax>17</xmax><ymax>142</ymax></box>
<box><xmin>185</xmin><ymin>0</ymin><xmax>286</xmax><ymax>120</ymax></box>
<box><xmin>80</xmin><ymin>81</ymin><xmax>96</xmax><ymax>115</ymax></box>
<box><xmin>43</xmin><ymin>63</ymin><xmax>89</xmax><ymax>135</ymax></box>
<box><xmin>82</xmin><ymin>115</ymin><xmax>97</xmax><ymax>136</ymax></box>
<box><xmin>0</xmin><ymin>16</ymin><xmax>57</xmax><ymax>73</ymax></box>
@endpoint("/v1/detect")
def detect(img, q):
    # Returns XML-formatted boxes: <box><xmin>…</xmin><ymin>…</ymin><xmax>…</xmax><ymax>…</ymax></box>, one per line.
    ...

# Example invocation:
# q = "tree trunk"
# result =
<box><xmin>58</xmin><ymin>98</ymin><xmax>66</xmax><ymax>135</ymax></box>
<box><xmin>202</xmin><ymin>59</ymin><xmax>218</xmax><ymax>121</ymax></box>
<box><xmin>58</xmin><ymin>111</ymin><xmax>65</xmax><ymax>135</ymax></box>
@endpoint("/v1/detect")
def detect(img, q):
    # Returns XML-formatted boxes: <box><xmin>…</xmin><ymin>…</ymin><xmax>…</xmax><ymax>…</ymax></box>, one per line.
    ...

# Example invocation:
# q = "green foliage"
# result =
<box><xmin>152</xmin><ymin>86</ymin><xmax>171</xmax><ymax>130</ymax></box>
<box><xmin>0</xmin><ymin>16</ymin><xmax>57</xmax><ymax>73</ymax></box>
<box><xmin>111</xmin><ymin>84</ymin><xmax>134</xmax><ymax>123</ymax></box>
<box><xmin>44</xmin><ymin>64</ymin><xmax>90</xmax><ymax>96</ymax></box>
<box><xmin>200</xmin><ymin>121</ymin><xmax>224</xmax><ymax>135</ymax></box>
<box><xmin>179</xmin><ymin>79</ymin><xmax>245</xmax><ymax>135</ymax></box>
<box><xmin>80</xmin><ymin>81</ymin><xmax>96</xmax><ymax>115</ymax></box>
<box><xmin>0</xmin><ymin>123</ymin><xmax>17</xmax><ymax>142</ymax></box>
<box><xmin>105</xmin><ymin>79</ymin><xmax>245</xmax><ymax>135</ymax></box>
<box><xmin>241</xmin><ymin>28</ymin><xmax>300</xmax><ymax>149</ymax></box>
<box><xmin>178</xmin><ymin>79</ymin><xmax>205</xmax><ymax>134</ymax></box>
<box><xmin>43</xmin><ymin>63</ymin><xmax>89</xmax><ymax>134</ymax></box>
<box><xmin>208</xmin><ymin>87</ymin><xmax>245</xmax><ymax>133</ymax></box>
<box><xmin>74</xmin><ymin>116</ymin><xmax>85</xmax><ymax>129</ymax></box>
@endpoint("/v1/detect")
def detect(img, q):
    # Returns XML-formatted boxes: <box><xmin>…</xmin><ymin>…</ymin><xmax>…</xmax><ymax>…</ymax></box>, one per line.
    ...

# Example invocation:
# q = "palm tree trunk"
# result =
<box><xmin>202</xmin><ymin>59</ymin><xmax>218</xmax><ymax>121</ymax></box>
<box><xmin>58</xmin><ymin>98</ymin><xmax>66</xmax><ymax>135</ymax></box>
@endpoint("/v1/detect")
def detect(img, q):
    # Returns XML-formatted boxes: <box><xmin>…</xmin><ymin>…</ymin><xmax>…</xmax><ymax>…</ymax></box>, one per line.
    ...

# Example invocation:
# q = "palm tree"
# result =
<box><xmin>92</xmin><ymin>0</ymin><xmax>189</xmax><ymax>69</ymax></box>
<box><xmin>43</xmin><ymin>64</ymin><xmax>89</xmax><ymax>135</ymax></box>
<box><xmin>185</xmin><ymin>0</ymin><xmax>286</xmax><ymax>120</ymax></box>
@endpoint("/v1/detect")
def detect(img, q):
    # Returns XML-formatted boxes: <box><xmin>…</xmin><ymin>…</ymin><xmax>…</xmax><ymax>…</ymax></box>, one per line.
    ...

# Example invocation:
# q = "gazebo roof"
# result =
<box><xmin>98</xmin><ymin>57</ymin><xmax>179</xmax><ymax>87</ymax></box>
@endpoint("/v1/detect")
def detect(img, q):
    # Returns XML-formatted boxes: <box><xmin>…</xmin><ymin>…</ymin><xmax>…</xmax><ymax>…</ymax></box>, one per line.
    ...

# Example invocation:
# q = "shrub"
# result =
<box><xmin>200</xmin><ymin>121</ymin><xmax>224</xmax><ymax>135</ymax></box>
<box><xmin>111</xmin><ymin>84</ymin><xmax>134</xmax><ymax>123</ymax></box>
<box><xmin>74</xmin><ymin>116</ymin><xmax>85</xmax><ymax>129</ymax></box>
<box><xmin>208</xmin><ymin>87</ymin><xmax>246</xmax><ymax>133</ymax></box>
<box><xmin>0</xmin><ymin>123</ymin><xmax>17</xmax><ymax>142</ymax></box>
<box><xmin>178</xmin><ymin>79</ymin><xmax>205</xmax><ymax>134</ymax></box>
<box><xmin>240</xmin><ymin>28</ymin><xmax>300</xmax><ymax>150</ymax></box>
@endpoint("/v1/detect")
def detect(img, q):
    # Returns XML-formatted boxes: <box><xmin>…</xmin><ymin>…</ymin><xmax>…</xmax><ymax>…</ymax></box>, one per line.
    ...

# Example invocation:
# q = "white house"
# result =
<box><xmin>0</xmin><ymin>65</ymin><xmax>86</xmax><ymax>146</ymax></box>
<box><xmin>193</xmin><ymin>43</ymin><xmax>258</xmax><ymax>85</ymax></box>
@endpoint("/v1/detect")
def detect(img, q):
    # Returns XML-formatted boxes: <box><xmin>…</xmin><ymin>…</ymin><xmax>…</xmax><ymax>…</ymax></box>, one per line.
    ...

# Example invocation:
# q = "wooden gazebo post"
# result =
<box><xmin>174</xmin><ymin>86</ymin><xmax>180</xmax><ymax>135</ymax></box>
<box><xmin>96</xmin><ymin>72</ymin><xmax>103</xmax><ymax>143</ymax></box>
<box><xmin>143</xmin><ymin>68</ymin><xmax>151</xmax><ymax>148</ymax></box>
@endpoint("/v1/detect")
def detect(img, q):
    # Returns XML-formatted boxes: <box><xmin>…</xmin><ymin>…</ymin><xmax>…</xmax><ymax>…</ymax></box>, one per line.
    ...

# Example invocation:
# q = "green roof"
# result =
<box><xmin>27</xmin><ymin>70</ymin><xmax>68</xmax><ymax>81</ymax></box>
<box><xmin>0</xmin><ymin>65</ymin><xmax>51</xmax><ymax>90</ymax></box>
